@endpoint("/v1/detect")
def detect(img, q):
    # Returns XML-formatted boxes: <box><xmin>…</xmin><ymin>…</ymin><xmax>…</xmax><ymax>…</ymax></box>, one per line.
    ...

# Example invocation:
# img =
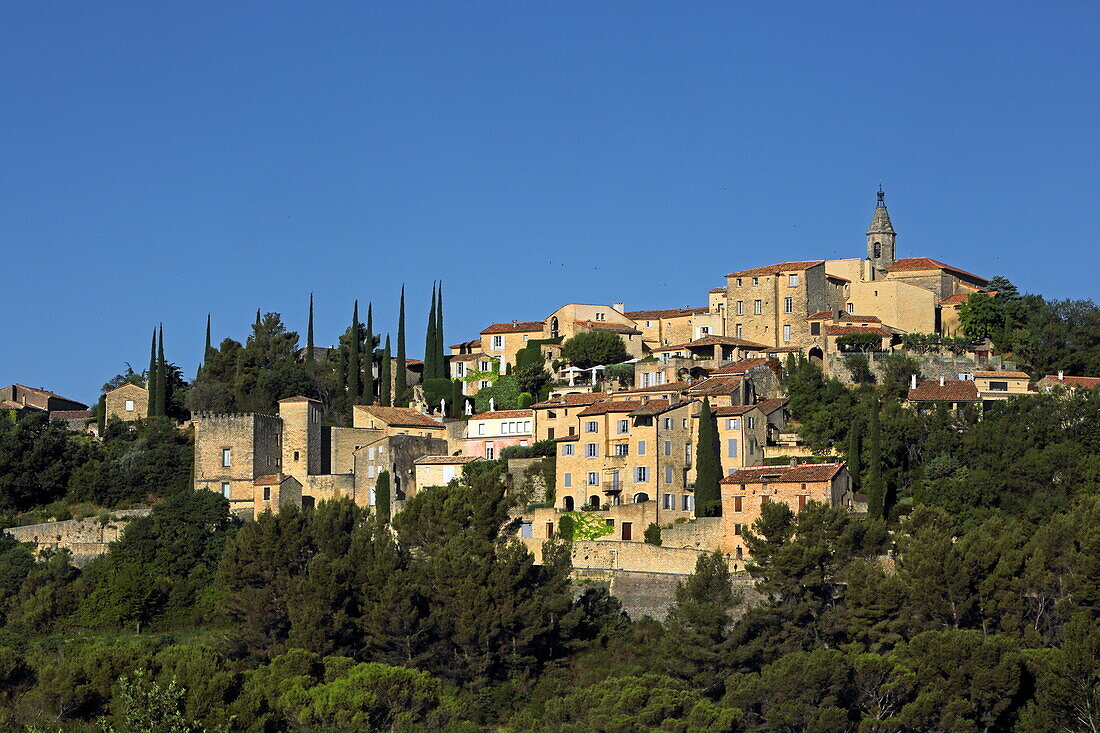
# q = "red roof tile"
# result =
<box><xmin>727</xmin><ymin>260</ymin><xmax>824</xmax><ymax>278</ymax></box>
<box><xmin>625</xmin><ymin>307</ymin><xmax>707</xmax><ymax>320</ymax></box>
<box><xmin>354</xmin><ymin>405</ymin><xmax>444</xmax><ymax>428</ymax></box>
<box><xmin>414</xmin><ymin>455</ymin><xmax>482</xmax><ymax>465</ymax></box>
<box><xmin>888</xmin><ymin>257</ymin><xmax>987</xmax><ymax>283</ymax></box>
<box><xmin>574</xmin><ymin>320</ymin><xmax>642</xmax><ymax>335</ymax></box>
<box><xmin>687</xmin><ymin>376</ymin><xmax>743</xmax><ymax>396</ymax></box>
<box><xmin>531</xmin><ymin>392</ymin><xmax>609</xmax><ymax>409</ymax></box>
<box><xmin>709</xmin><ymin>286</ymin><xmax>727</xmax><ymax>294</ymax></box>
<box><xmin>754</xmin><ymin>398</ymin><xmax>788</xmax><ymax>415</ymax></box>
<box><xmin>972</xmin><ymin>371</ymin><xmax>1030</xmax><ymax>379</ymax></box>
<box><xmin>653</xmin><ymin>336</ymin><xmax>769</xmax><ymax>352</ymax></box>
<box><xmin>824</xmin><ymin>325</ymin><xmax>890</xmax><ymax>336</ymax></box>
<box><xmin>1042</xmin><ymin>375</ymin><xmax>1100</xmax><ymax>389</ymax></box>
<box><xmin>617</xmin><ymin>381</ymin><xmax>691</xmax><ymax>394</ymax></box>
<box><xmin>480</xmin><ymin>321</ymin><xmax>545</xmax><ymax>334</ymax></box>
<box><xmin>469</xmin><ymin>409</ymin><xmax>534</xmax><ymax>420</ymax></box>
<box><xmin>907</xmin><ymin>380</ymin><xmax>981</xmax><ymax>402</ymax></box>
<box><xmin>710</xmin><ymin>358</ymin><xmax>771</xmax><ymax>376</ymax></box>
<box><xmin>577</xmin><ymin>400</ymin><xmax>644</xmax><ymax>416</ymax></box>
<box><xmin>721</xmin><ymin>463</ymin><xmax>846</xmax><ymax>484</ymax></box>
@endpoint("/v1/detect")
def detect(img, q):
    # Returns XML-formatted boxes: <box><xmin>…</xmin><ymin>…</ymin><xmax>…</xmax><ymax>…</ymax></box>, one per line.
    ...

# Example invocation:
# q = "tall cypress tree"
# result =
<box><xmin>375</xmin><ymin>470</ymin><xmax>391</xmax><ymax>524</ymax></box>
<box><xmin>866</xmin><ymin>396</ymin><xmax>884</xmax><ymax>519</ymax></box>
<box><xmin>255</xmin><ymin>309</ymin><xmax>261</xmax><ymax>327</ymax></box>
<box><xmin>396</xmin><ymin>286</ymin><xmax>408</xmax><ymax>406</ymax></box>
<box><xmin>694</xmin><ymin>397</ymin><xmax>722</xmax><ymax>517</ymax></box>
<box><xmin>306</xmin><ymin>293</ymin><xmax>315</xmax><ymax>363</ymax></box>
<box><xmin>155</xmin><ymin>324</ymin><xmax>167</xmax><ymax>417</ymax></box>
<box><xmin>364</xmin><ymin>303</ymin><xmax>375</xmax><ymax>404</ymax></box>
<box><xmin>199</xmin><ymin>313</ymin><xmax>212</xmax><ymax>378</ymax></box>
<box><xmin>847</xmin><ymin>413</ymin><xmax>862</xmax><ymax>496</ymax></box>
<box><xmin>380</xmin><ymin>335</ymin><xmax>392</xmax><ymax>406</ymax></box>
<box><xmin>348</xmin><ymin>301</ymin><xmax>361</xmax><ymax>403</ymax></box>
<box><xmin>424</xmin><ymin>283</ymin><xmax>438</xmax><ymax>380</ymax></box>
<box><xmin>436</xmin><ymin>280</ymin><xmax>445</xmax><ymax>379</ymax></box>
<box><xmin>147</xmin><ymin>328</ymin><xmax>158</xmax><ymax>418</ymax></box>
<box><xmin>449</xmin><ymin>378</ymin><xmax>464</xmax><ymax>418</ymax></box>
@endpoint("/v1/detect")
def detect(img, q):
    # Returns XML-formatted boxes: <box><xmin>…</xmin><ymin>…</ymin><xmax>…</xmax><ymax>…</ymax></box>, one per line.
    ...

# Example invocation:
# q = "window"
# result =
<box><xmin>478</xmin><ymin>423</ymin><xmax>485</xmax><ymax>435</ymax></box>
<box><xmin>727</xmin><ymin>438</ymin><xmax>738</xmax><ymax>459</ymax></box>
<box><xmin>480</xmin><ymin>380</ymin><xmax>489</xmax><ymax>389</ymax></box>
<box><xmin>847</xmin><ymin>303</ymin><xmax>855</xmax><ymax>314</ymax></box>
<box><xmin>746</xmin><ymin>416</ymin><xmax>756</xmax><ymax>429</ymax></box>
<box><xmin>736</xmin><ymin>324</ymin><xmax>743</xmax><ymax>338</ymax></box>
<box><xmin>683</xmin><ymin>495</ymin><xmax>694</xmax><ymax>511</ymax></box>
<box><xmin>523</xmin><ymin>335</ymin><xmax>529</xmax><ymax>342</ymax></box>
<box><xmin>368</xmin><ymin>465</ymin><xmax>376</xmax><ymax>478</ymax></box>
<box><xmin>726</xmin><ymin>418</ymin><xmax>741</xmax><ymax>430</ymax></box>
<box><xmin>524</xmin><ymin>420</ymin><xmax>531</xmax><ymax>432</ymax></box>
<box><xmin>561</xmin><ymin>444</ymin><xmax>574</xmax><ymax>456</ymax></box>
<box><xmin>221</xmin><ymin>482</ymin><xmax>231</xmax><ymax>499</ymax></box>
<box><xmin>124</xmin><ymin>399</ymin><xmax>134</xmax><ymax>412</ymax></box>
<box><xmin>368</xmin><ymin>446</ymin><xmax>376</xmax><ymax>460</ymax></box>
<box><xmin>734</xmin><ymin>495</ymin><xmax>743</xmax><ymax>512</ymax></box>
<box><xmin>989</xmin><ymin>381</ymin><xmax>1009</xmax><ymax>392</ymax></box>
<box><xmin>811</xmin><ymin>321</ymin><xmax>820</xmax><ymax>335</ymax></box>
<box><xmin>798</xmin><ymin>495</ymin><xmax>807</xmax><ymax>511</ymax></box>
<box><xmin>595</xmin><ymin>312</ymin><xmax>606</xmax><ymax>321</ymax></box>
<box><xmin>736</xmin><ymin>278</ymin><xmax>743</xmax><ymax>287</ymax></box>
<box><xmin>614</xmin><ymin>444</ymin><xmax>629</xmax><ymax>456</ymax></box>
<box><xmin>563</xmin><ymin>472</ymin><xmax>572</xmax><ymax>488</ymax></box>
<box><xmin>585</xmin><ymin>421</ymin><xmax>598</xmax><ymax>433</ymax></box>
<box><xmin>736</xmin><ymin>300</ymin><xmax>744</xmax><ymax>315</ymax></box>
<box><xmin>752</xmin><ymin>277</ymin><xmax>759</xmax><ymax>286</ymax></box>
<box><xmin>521</xmin><ymin>521</ymin><xmax>533</xmax><ymax>539</ymax></box>
<box><xmin>485</xmin><ymin>444</ymin><xmax>495</xmax><ymax>459</ymax></box>
<box><xmin>734</xmin><ymin>522</ymin><xmax>743</xmax><ymax>535</ymax></box>
<box><xmin>456</xmin><ymin>363</ymin><xmax>465</xmax><ymax>377</ymax></box>
<box><xmin>662</xmin><ymin>417</ymin><xmax>672</xmax><ymax>429</ymax></box>
<box><xmin>479</xmin><ymin>360</ymin><xmax>490</xmax><ymax>371</ymax></box>
<box><xmin>263</xmin><ymin>486</ymin><xmax>271</xmax><ymax>501</ymax></box>
<box><xmin>563</xmin><ymin>495</ymin><xmax>574</xmax><ymax>510</ymax></box>
<box><xmin>635</xmin><ymin>440</ymin><xmax>645</xmax><ymax>456</ymax></box>
<box><xmin>761</xmin><ymin>495</ymin><xmax>770</xmax><ymax>506</ymax></box>
<box><xmin>664</xmin><ymin>440</ymin><xmax>672</xmax><ymax>456</ymax></box>
<box><xmin>700</xmin><ymin>326</ymin><xmax>710</xmax><ymax>336</ymax></box>
<box><xmin>617</xmin><ymin>419</ymin><xmax>629</xmax><ymax>434</ymax></box>
<box><xmin>621</xmin><ymin>522</ymin><xmax>632</xmax><ymax>541</ymax></box>
<box><xmin>662</xmin><ymin>493</ymin><xmax>674</xmax><ymax>509</ymax></box>
<box><xmin>754</xmin><ymin>299</ymin><xmax>763</xmax><ymax>315</ymax></box>
<box><xmin>293</xmin><ymin>450</ymin><xmax>300</xmax><ymax>462</ymax></box>
<box><xmin>588</xmin><ymin>472</ymin><xmax>599</xmax><ymax>486</ymax></box>
<box><xmin>784</xmin><ymin>297</ymin><xmax>793</xmax><ymax>314</ymax></box>
<box><xmin>221</xmin><ymin>448</ymin><xmax>231</xmax><ymax>467</ymax></box>
<box><xmin>789</xmin><ymin>273</ymin><xmax>800</xmax><ymax>287</ymax></box>
<box><xmin>783</xmin><ymin>324</ymin><xmax>791</xmax><ymax>343</ymax></box>
<box><xmin>585</xmin><ymin>443</ymin><xmax>598</xmax><ymax>458</ymax></box>
<box><xmin>665</xmin><ymin>465</ymin><xmax>673</xmax><ymax>483</ymax></box>
<box><xmin>635</xmin><ymin>466</ymin><xmax>648</xmax><ymax>482</ymax></box>
<box><xmin>645</xmin><ymin>320</ymin><xmax>652</xmax><ymax>327</ymax></box>
<box><xmin>492</xmin><ymin>335</ymin><xmax>503</xmax><ymax>349</ymax></box>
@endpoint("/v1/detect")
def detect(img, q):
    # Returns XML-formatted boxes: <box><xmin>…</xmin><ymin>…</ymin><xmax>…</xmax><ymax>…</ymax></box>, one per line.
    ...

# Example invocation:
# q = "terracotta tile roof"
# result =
<box><xmin>448</xmin><ymin>352</ymin><xmax>491</xmax><ymax>362</ymax></box>
<box><xmin>629</xmin><ymin>399</ymin><xmax>679</xmax><ymax>417</ymax></box>
<box><xmin>469</xmin><ymin>409</ymin><xmax>534</xmax><ymax>421</ymax></box>
<box><xmin>1042</xmin><ymin>375</ymin><xmax>1100</xmax><ymax>389</ymax></box>
<box><xmin>888</xmin><ymin>257</ymin><xmax>987</xmax><ymax>283</ymax></box>
<box><xmin>687</xmin><ymin>376</ymin><xmax>743</xmax><ymax>396</ymax></box>
<box><xmin>578</xmin><ymin>400</ymin><xmax>644</xmax><ymax>416</ymax></box>
<box><xmin>972</xmin><ymin>371</ymin><xmax>1030</xmax><ymax>379</ymax></box>
<box><xmin>616</xmin><ymin>381</ymin><xmax>691</xmax><ymax>395</ymax></box>
<box><xmin>727</xmin><ymin>260</ymin><xmax>824</xmax><ymax>278</ymax></box>
<box><xmin>839</xmin><ymin>314</ymin><xmax>882</xmax><ymax>323</ymax></box>
<box><xmin>106</xmin><ymin>382</ymin><xmax>148</xmax><ymax>395</ymax></box>
<box><xmin>824</xmin><ymin>325</ymin><xmax>890</xmax><ymax>337</ymax></box>
<box><xmin>278</xmin><ymin>396</ymin><xmax>318</xmax><ymax>403</ymax></box>
<box><xmin>414</xmin><ymin>455</ymin><xmax>482</xmax><ymax>465</ymax></box>
<box><xmin>711</xmin><ymin>358</ymin><xmax>771</xmax><ymax>376</ymax></box>
<box><xmin>354</xmin><ymin>405</ymin><xmax>444</xmax><ymax>429</ymax></box>
<box><xmin>451</xmin><ymin>339</ymin><xmax>481</xmax><ymax>350</ymax></box>
<box><xmin>938</xmin><ymin>294</ymin><xmax>970</xmax><ymax>306</ymax></box>
<box><xmin>807</xmin><ymin>311</ymin><xmax>832</xmax><ymax>320</ymax></box>
<box><xmin>907</xmin><ymin>379</ymin><xmax>981</xmax><ymax>402</ymax></box>
<box><xmin>625</xmin><ymin>307</ymin><xmax>706</xmax><ymax>320</ymax></box>
<box><xmin>754</xmin><ymin>398</ymin><xmax>789</xmax><ymax>415</ymax></box>
<box><xmin>712</xmin><ymin>404</ymin><xmax>758</xmax><ymax>417</ymax></box>
<box><xmin>709</xmin><ymin>287</ymin><xmax>727</xmax><ymax>294</ymax></box>
<box><xmin>531</xmin><ymin>392</ymin><xmax>608</xmax><ymax>409</ymax></box>
<box><xmin>826</xmin><ymin>274</ymin><xmax>851</xmax><ymax>283</ymax></box>
<box><xmin>721</xmin><ymin>463</ymin><xmax>846</xmax><ymax>484</ymax></box>
<box><xmin>481</xmin><ymin>321</ymin><xmax>545</xmax><ymax>335</ymax></box>
<box><xmin>653</xmin><ymin>336</ymin><xmax>769</xmax><ymax>352</ymax></box>
<box><xmin>575</xmin><ymin>320</ymin><xmax>642</xmax><ymax>335</ymax></box>
<box><xmin>0</xmin><ymin>400</ymin><xmax>27</xmax><ymax>410</ymax></box>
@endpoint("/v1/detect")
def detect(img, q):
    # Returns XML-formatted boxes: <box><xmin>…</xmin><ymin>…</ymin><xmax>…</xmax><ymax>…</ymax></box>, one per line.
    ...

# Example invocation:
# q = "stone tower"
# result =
<box><xmin>866</xmin><ymin>186</ymin><xmax>896</xmax><ymax>278</ymax></box>
<box><xmin>278</xmin><ymin>396</ymin><xmax>323</xmax><ymax>484</ymax></box>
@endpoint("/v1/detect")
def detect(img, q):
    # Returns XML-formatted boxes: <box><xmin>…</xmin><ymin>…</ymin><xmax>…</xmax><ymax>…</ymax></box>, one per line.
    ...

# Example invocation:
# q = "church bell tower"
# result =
<box><xmin>866</xmin><ymin>186</ymin><xmax>896</xmax><ymax>278</ymax></box>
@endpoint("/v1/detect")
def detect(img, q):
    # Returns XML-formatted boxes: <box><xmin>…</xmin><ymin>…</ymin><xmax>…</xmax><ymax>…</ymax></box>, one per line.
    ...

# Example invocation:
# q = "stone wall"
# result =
<box><xmin>4</xmin><ymin>509</ymin><xmax>150</xmax><ymax>566</ymax></box>
<box><xmin>105</xmin><ymin>383</ymin><xmax>149</xmax><ymax>422</ymax></box>
<box><xmin>192</xmin><ymin>413</ymin><xmax>281</xmax><ymax>513</ymax></box>
<box><xmin>572</xmin><ymin>569</ymin><xmax>762</xmax><ymax>621</ymax></box>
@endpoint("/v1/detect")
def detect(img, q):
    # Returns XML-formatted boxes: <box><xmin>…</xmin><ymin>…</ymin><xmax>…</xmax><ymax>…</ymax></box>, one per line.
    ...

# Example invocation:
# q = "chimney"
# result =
<box><xmin>1058</xmin><ymin>370</ymin><xmax>1064</xmax><ymax>381</ymax></box>
<box><xmin>613</xmin><ymin>302</ymin><xmax>625</xmax><ymax>313</ymax></box>
<box><xmin>910</xmin><ymin>374</ymin><xmax>917</xmax><ymax>390</ymax></box>
<box><xmin>939</xmin><ymin>376</ymin><xmax>945</xmax><ymax>387</ymax></box>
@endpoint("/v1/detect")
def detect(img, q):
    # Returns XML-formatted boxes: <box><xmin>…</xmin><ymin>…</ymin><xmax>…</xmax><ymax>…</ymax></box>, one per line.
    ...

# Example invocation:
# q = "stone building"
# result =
<box><xmin>723</xmin><ymin>261</ymin><xmax>831</xmax><ymax>349</ymax></box>
<box><xmin>531</xmin><ymin>392</ymin><xmax>608</xmax><ymax>442</ymax></box>
<box><xmin>105</xmin><ymin>382</ymin><xmax>149</xmax><ymax>422</ymax></box>
<box><xmin>463</xmin><ymin>408</ymin><xmax>534</xmax><ymax>459</ymax></box>
<box><xmin>414</xmin><ymin>455</ymin><xmax>482</xmax><ymax>490</ymax></box>
<box><xmin>1038</xmin><ymin>372</ymin><xmax>1100</xmax><ymax>392</ymax></box>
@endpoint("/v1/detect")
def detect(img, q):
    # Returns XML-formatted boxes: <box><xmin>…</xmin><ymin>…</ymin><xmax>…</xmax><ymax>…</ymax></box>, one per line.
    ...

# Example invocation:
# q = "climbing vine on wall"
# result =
<box><xmin>562</xmin><ymin>511</ymin><xmax>614</xmax><ymax>540</ymax></box>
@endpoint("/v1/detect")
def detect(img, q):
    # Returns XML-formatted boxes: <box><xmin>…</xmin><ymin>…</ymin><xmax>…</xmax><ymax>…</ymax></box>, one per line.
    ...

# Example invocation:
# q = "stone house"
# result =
<box><xmin>414</xmin><ymin>455</ymin><xmax>482</xmax><ymax>490</ymax></box>
<box><xmin>1037</xmin><ymin>372</ymin><xmax>1100</xmax><ymax>392</ymax></box>
<box><xmin>463</xmin><ymin>408</ymin><xmax>534</xmax><ymax>459</ymax></box>
<box><xmin>353</xmin><ymin>405</ymin><xmax>447</xmax><ymax>439</ymax></box>
<box><xmin>688</xmin><ymin>404</ymin><xmax>768</xmax><ymax>488</ymax></box>
<box><xmin>906</xmin><ymin>377</ymin><xmax>982</xmax><ymax>412</ymax></box>
<box><xmin>719</xmin><ymin>463</ymin><xmax>853</xmax><ymax>561</ymax></box>
<box><xmin>972</xmin><ymin>371</ymin><xmax>1033</xmax><ymax>400</ymax></box>
<box><xmin>723</xmin><ymin>261</ymin><xmax>830</xmax><ymax>350</ymax></box>
<box><xmin>105</xmin><ymin>382</ymin><xmax>149</xmax><ymax>422</ymax></box>
<box><xmin>531</xmin><ymin>392</ymin><xmax>608</xmax><ymax>442</ymax></box>
<box><xmin>625</xmin><ymin>306</ymin><xmax>722</xmax><ymax>349</ymax></box>
<box><xmin>479</xmin><ymin>321</ymin><xmax>546</xmax><ymax>369</ymax></box>
<box><xmin>447</xmin><ymin>352</ymin><xmax>495</xmax><ymax>397</ymax></box>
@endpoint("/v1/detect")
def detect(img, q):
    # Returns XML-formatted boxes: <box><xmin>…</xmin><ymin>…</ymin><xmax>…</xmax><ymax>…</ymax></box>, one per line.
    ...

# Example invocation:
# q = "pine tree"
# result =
<box><xmin>147</xmin><ymin>328</ymin><xmax>158</xmax><ymax>418</ymax></box>
<box><xmin>306</xmin><ymin>293</ymin><xmax>315</xmax><ymax>363</ymax></box>
<box><xmin>694</xmin><ymin>397</ymin><xmax>722</xmax><ymax>517</ymax></box>
<box><xmin>364</xmin><ymin>303</ymin><xmax>375</xmax><ymax>404</ymax></box>
<box><xmin>436</xmin><ymin>281</ymin><xmax>445</xmax><ymax>380</ymax></box>
<box><xmin>348</xmin><ymin>301</ymin><xmax>361</xmax><ymax>404</ymax></box>
<box><xmin>847</xmin><ymin>413</ymin><xmax>862</xmax><ymax>496</ymax></box>
<box><xmin>380</xmin><ymin>335</ymin><xmax>392</xmax><ymax>407</ymax></box>
<box><xmin>396</xmin><ymin>286</ymin><xmax>408</xmax><ymax>406</ymax></box>
<box><xmin>424</xmin><ymin>283</ymin><xmax>438</xmax><ymax>381</ymax></box>
<box><xmin>375</xmin><ymin>470</ymin><xmax>391</xmax><ymax>524</ymax></box>
<box><xmin>155</xmin><ymin>324</ymin><xmax>167</xmax><ymax>418</ymax></box>
<box><xmin>866</xmin><ymin>396</ymin><xmax>884</xmax><ymax>519</ymax></box>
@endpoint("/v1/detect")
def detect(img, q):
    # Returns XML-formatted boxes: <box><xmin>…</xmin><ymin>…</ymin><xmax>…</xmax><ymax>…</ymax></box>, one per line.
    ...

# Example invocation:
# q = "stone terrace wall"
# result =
<box><xmin>5</xmin><ymin>509</ymin><xmax>150</xmax><ymax>566</ymax></box>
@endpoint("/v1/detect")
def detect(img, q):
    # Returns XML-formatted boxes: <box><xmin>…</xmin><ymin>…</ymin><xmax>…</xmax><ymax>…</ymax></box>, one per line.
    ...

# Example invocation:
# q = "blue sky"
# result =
<box><xmin>4</xmin><ymin>2</ymin><xmax>1098</xmax><ymax>403</ymax></box>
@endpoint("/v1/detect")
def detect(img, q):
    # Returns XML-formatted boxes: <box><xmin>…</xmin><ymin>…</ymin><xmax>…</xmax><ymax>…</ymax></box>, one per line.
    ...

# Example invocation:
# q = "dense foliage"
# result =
<box><xmin>561</xmin><ymin>331</ymin><xmax>629</xmax><ymax>369</ymax></box>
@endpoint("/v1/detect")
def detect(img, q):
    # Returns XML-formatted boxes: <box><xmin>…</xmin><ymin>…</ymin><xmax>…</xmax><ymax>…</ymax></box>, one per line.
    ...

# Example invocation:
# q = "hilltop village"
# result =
<box><xmin>20</xmin><ymin>190</ymin><xmax>1089</xmax><ymax>577</ymax></box>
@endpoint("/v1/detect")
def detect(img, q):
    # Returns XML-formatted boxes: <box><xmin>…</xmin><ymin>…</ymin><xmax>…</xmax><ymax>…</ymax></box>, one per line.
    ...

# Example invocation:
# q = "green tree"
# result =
<box><xmin>147</xmin><ymin>328</ymin><xmax>158</xmax><ymax>417</ymax></box>
<box><xmin>844</xmin><ymin>353</ymin><xmax>876</xmax><ymax>384</ymax></box>
<box><xmin>847</xmin><ymin>415</ymin><xmax>862</xmax><ymax>495</ymax></box>
<box><xmin>348</xmin><ymin>300</ymin><xmax>361</xmax><ymax>404</ymax></box>
<box><xmin>306</xmin><ymin>293</ymin><xmax>315</xmax><ymax>362</ymax></box>
<box><xmin>0</xmin><ymin>412</ymin><xmax>91</xmax><ymax>511</ymax></box>
<box><xmin>880</xmin><ymin>352</ymin><xmax>920</xmax><ymax>398</ymax></box>
<box><xmin>561</xmin><ymin>331</ymin><xmax>629</xmax><ymax>369</ymax></box>
<box><xmin>959</xmin><ymin>291</ymin><xmax>1003</xmax><ymax>340</ymax></box>
<box><xmin>396</xmin><ymin>286</ymin><xmax>409</xmax><ymax>407</ymax></box>
<box><xmin>380</xmin><ymin>335</ymin><xmax>392</xmax><ymax>406</ymax></box>
<box><xmin>375</xmin><ymin>470</ymin><xmax>391</xmax><ymax>524</ymax></box>
<box><xmin>661</xmin><ymin>552</ymin><xmax>737</xmax><ymax>696</ymax></box>
<box><xmin>866</xmin><ymin>396</ymin><xmax>885</xmax><ymax>519</ymax></box>
<box><xmin>155</xmin><ymin>324</ymin><xmax>167</xmax><ymax>418</ymax></box>
<box><xmin>694</xmin><ymin>397</ymin><xmax>722</xmax><ymax>517</ymax></box>
<box><xmin>364</xmin><ymin>302</ymin><xmax>375</xmax><ymax>404</ymax></box>
<box><xmin>424</xmin><ymin>282</ymin><xmax>438</xmax><ymax>381</ymax></box>
<box><xmin>644</xmin><ymin>523</ymin><xmax>662</xmax><ymax>546</ymax></box>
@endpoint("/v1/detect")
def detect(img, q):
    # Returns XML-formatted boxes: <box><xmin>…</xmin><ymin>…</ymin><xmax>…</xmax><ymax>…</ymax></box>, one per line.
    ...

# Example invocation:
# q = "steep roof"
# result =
<box><xmin>355</xmin><ymin>405</ymin><xmax>444</xmax><ymax>429</ymax></box>
<box><xmin>721</xmin><ymin>463</ymin><xmax>846</xmax><ymax>484</ymax></box>
<box><xmin>687</xmin><ymin>376</ymin><xmax>743</xmax><ymax>396</ymax></box>
<box><xmin>481</xmin><ymin>321</ymin><xmax>544</xmax><ymax>335</ymax></box>
<box><xmin>888</xmin><ymin>257</ymin><xmax>987</xmax><ymax>284</ymax></box>
<box><xmin>867</xmin><ymin>202</ymin><xmax>895</xmax><ymax>235</ymax></box>
<box><xmin>754</xmin><ymin>398</ymin><xmax>789</xmax><ymax>416</ymax></box>
<box><xmin>907</xmin><ymin>379</ymin><xmax>981</xmax><ymax>402</ymax></box>
<box><xmin>727</xmin><ymin>260</ymin><xmax>824</xmax><ymax>278</ymax></box>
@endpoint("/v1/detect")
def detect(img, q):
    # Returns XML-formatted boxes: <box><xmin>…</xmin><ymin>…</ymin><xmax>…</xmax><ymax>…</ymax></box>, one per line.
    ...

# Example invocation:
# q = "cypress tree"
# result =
<box><xmin>694</xmin><ymin>397</ymin><xmax>722</xmax><ymax>517</ymax></box>
<box><xmin>364</xmin><ymin>303</ymin><xmax>375</xmax><ymax>404</ymax></box>
<box><xmin>348</xmin><ymin>301</ymin><xmax>361</xmax><ymax>403</ymax></box>
<box><xmin>147</xmin><ymin>328</ymin><xmax>158</xmax><ymax>417</ymax></box>
<box><xmin>375</xmin><ymin>470</ymin><xmax>391</xmax><ymax>524</ymax></box>
<box><xmin>255</xmin><ymin>309</ymin><xmax>261</xmax><ymax>327</ymax></box>
<box><xmin>396</xmin><ymin>286</ymin><xmax>408</xmax><ymax>406</ymax></box>
<box><xmin>336</xmin><ymin>344</ymin><xmax>346</xmax><ymax>398</ymax></box>
<box><xmin>436</xmin><ymin>281</ymin><xmax>446</xmax><ymax>379</ymax></box>
<box><xmin>847</xmin><ymin>413</ymin><xmax>862</xmax><ymax>496</ymax></box>
<box><xmin>306</xmin><ymin>294</ymin><xmax>315</xmax><ymax>363</ymax></box>
<box><xmin>866</xmin><ymin>396</ymin><xmax>884</xmax><ymax>519</ymax></box>
<box><xmin>199</xmin><ymin>313</ymin><xmax>212</xmax><ymax>378</ymax></box>
<box><xmin>424</xmin><ymin>283</ymin><xmax>438</xmax><ymax>380</ymax></box>
<box><xmin>155</xmin><ymin>324</ymin><xmax>167</xmax><ymax>417</ymax></box>
<box><xmin>380</xmin><ymin>335</ymin><xmax>392</xmax><ymax>406</ymax></box>
<box><xmin>450</xmin><ymin>378</ymin><xmax>464</xmax><ymax>418</ymax></box>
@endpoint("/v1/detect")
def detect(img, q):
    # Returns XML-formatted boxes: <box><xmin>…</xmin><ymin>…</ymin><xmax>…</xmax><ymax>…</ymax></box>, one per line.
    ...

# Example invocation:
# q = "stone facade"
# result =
<box><xmin>724</xmin><ymin>261</ymin><xmax>829</xmax><ymax>349</ymax></box>
<box><xmin>4</xmin><ymin>509</ymin><xmax>150</xmax><ymax>566</ymax></box>
<box><xmin>105</xmin><ymin>382</ymin><xmax>149</xmax><ymax>422</ymax></box>
<box><xmin>192</xmin><ymin>412</ymin><xmax>282</xmax><ymax>518</ymax></box>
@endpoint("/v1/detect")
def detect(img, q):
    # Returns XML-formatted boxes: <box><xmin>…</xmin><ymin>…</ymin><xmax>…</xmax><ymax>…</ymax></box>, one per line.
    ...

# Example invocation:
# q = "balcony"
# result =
<box><xmin>602</xmin><ymin>482</ymin><xmax>623</xmax><ymax>494</ymax></box>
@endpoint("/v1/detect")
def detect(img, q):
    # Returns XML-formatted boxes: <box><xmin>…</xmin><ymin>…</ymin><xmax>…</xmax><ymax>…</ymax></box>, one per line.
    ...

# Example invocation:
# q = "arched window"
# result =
<box><xmin>873</xmin><ymin>242</ymin><xmax>882</xmax><ymax>259</ymax></box>
<box><xmin>588</xmin><ymin>495</ymin><xmax>600</xmax><ymax>509</ymax></box>
<box><xmin>550</xmin><ymin>316</ymin><xmax>559</xmax><ymax>338</ymax></box>
<box><xmin>563</xmin><ymin>495</ymin><xmax>574</xmax><ymax>511</ymax></box>
<box><xmin>633</xmin><ymin>492</ymin><xmax>649</xmax><ymax>504</ymax></box>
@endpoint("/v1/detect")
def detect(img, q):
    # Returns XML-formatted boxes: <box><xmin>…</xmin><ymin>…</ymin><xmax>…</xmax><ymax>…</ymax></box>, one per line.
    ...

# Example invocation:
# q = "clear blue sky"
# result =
<box><xmin>5</xmin><ymin>2</ymin><xmax>1098</xmax><ymax>403</ymax></box>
